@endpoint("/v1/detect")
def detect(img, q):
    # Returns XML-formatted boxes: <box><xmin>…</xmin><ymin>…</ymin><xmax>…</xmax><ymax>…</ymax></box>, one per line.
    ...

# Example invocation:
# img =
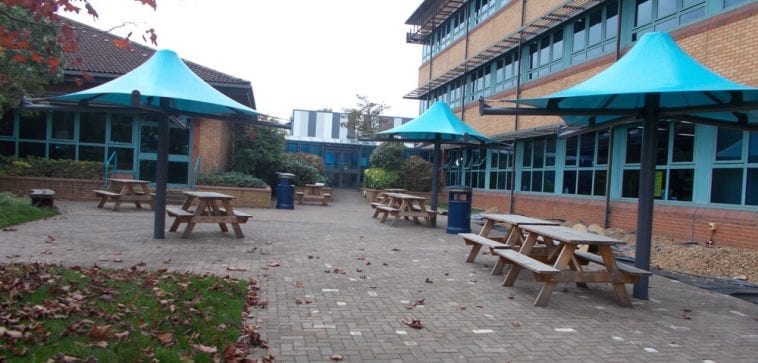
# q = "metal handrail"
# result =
<box><xmin>104</xmin><ymin>151</ymin><xmax>117</xmax><ymax>188</ymax></box>
<box><xmin>191</xmin><ymin>156</ymin><xmax>201</xmax><ymax>190</ymax></box>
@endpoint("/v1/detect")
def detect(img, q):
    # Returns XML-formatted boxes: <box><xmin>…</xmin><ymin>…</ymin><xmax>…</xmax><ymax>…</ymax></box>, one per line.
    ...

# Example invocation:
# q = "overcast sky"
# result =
<box><xmin>62</xmin><ymin>0</ymin><xmax>424</xmax><ymax>120</ymax></box>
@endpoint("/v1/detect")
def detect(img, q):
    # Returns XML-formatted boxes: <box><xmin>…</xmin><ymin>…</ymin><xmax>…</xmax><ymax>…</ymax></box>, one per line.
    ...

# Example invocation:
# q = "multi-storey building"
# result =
<box><xmin>286</xmin><ymin>110</ymin><xmax>423</xmax><ymax>189</ymax></box>
<box><xmin>405</xmin><ymin>0</ymin><xmax>757</xmax><ymax>248</ymax></box>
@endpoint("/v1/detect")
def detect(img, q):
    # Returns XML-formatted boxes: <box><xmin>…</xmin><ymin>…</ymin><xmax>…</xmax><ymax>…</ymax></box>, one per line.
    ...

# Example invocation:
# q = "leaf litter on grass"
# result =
<box><xmin>0</xmin><ymin>262</ymin><xmax>266</xmax><ymax>362</ymax></box>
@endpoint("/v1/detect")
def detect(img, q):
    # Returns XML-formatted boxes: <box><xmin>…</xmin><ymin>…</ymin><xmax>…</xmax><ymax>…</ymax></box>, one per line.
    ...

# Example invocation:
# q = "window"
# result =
<box><xmin>19</xmin><ymin>112</ymin><xmax>47</xmax><ymax>140</ymax></box>
<box><xmin>444</xmin><ymin>149</ymin><xmax>464</xmax><ymax>186</ymax></box>
<box><xmin>571</xmin><ymin>3</ymin><xmax>618</xmax><ymax>64</ymax></box>
<box><xmin>563</xmin><ymin>131</ymin><xmax>610</xmax><ymax>196</ymax></box>
<box><xmin>0</xmin><ymin>111</ymin><xmax>14</xmax><ymax>136</ymax></box>
<box><xmin>710</xmin><ymin>128</ymin><xmax>758</xmax><ymax>206</ymax></box>
<box><xmin>528</xmin><ymin>29</ymin><xmax>564</xmax><ymax>80</ymax></box>
<box><xmin>79</xmin><ymin>112</ymin><xmax>106</xmax><ymax>143</ymax></box>
<box><xmin>495</xmin><ymin>51</ymin><xmax>519</xmax><ymax>93</ymax></box>
<box><xmin>110</xmin><ymin>113</ymin><xmax>134</xmax><ymax>143</ymax></box>
<box><xmin>622</xmin><ymin>122</ymin><xmax>695</xmax><ymax>201</ymax></box>
<box><xmin>488</xmin><ymin>149</ymin><xmax>513</xmax><ymax>190</ymax></box>
<box><xmin>520</xmin><ymin>137</ymin><xmax>556</xmax><ymax>192</ymax></box>
<box><xmin>633</xmin><ymin>0</ymin><xmax>706</xmax><ymax>40</ymax></box>
<box><xmin>51</xmin><ymin>112</ymin><xmax>75</xmax><ymax>140</ymax></box>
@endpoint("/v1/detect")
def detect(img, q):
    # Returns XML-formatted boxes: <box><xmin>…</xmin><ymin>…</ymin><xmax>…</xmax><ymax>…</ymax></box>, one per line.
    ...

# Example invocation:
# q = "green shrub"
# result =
<box><xmin>0</xmin><ymin>156</ymin><xmax>103</xmax><ymax>179</ymax></box>
<box><xmin>282</xmin><ymin>158</ymin><xmax>328</xmax><ymax>186</ymax></box>
<box><xmin>363</xmin><ymin>168</ymin><xmax>400</xmax><ymax>190</ymax></box>
<box><xmin>231</xmin><ymin>125</ymin><xmax>286</xmax><ymax>187</ymax></box>
<box><xmin>288</xmin><ymin>152</ymin><xmax>326</xmax><ymax>174</ymax></box>
<box><xmin>369</xmin><ymin>143</ymin><xmax>404</xmax><ymax>171</ymax></box>
<box><xmin>400</xmin><ymin>156</ymin><xmax>432</xmax><ymax>192</ymax></box>
<box><xmin>197</xmin><ymin>171</ymin><xmax>268</xmax><ymax>188</ymax></box>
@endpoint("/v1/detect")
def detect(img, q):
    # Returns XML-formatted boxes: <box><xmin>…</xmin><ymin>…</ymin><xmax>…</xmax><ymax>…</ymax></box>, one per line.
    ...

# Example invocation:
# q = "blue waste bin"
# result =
<box><xmin>275</xmin><ymin>172</ymin><xmax>295</xmax><ymax>209</ymax></box>
<box><xmin>446</xmin><ymin>186</ymin><xmax>472</xmax><ymax>234</ymax></box>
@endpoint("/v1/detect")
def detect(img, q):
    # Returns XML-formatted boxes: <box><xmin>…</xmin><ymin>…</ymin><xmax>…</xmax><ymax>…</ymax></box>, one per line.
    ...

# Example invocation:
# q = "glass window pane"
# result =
<box><xmin>79</xmin><ymin>145</ymin><xmax>104</xmax><ymax>162</ymax></box>
<box><xmin>110</xmin><ymin>147</ymin><xmax>134</xmax><ymax>170</ymax></box>
<box><xmin>52</xmin><ymin>112</ymin><xmax>75</xmax><ymax>140</ymax></box>
<box><xmin>668</xmin><ymin>169</ymin><xmax>694</xmax><ymax>201</ymax></box>
<box><xmin>169</xmin><ymin>127</ymin><xmax>190</xmax><ymax>155</ymax></box>
<box><xmin>636</xmin><ymin>0</ymin><xmax>653</xmax><ymax>27</ymax></box>
<box><xmin>544</xmin><ymin>171</ymin><xmax>555</xmax><ymax>193</ymax></box>
<box><xmin>594</xmin><ymin>170</ymin><xmax>607</xmax><ymax>196</ymax></box>
<box><xmin>532</xmin><ymin>171</ymin><xmax>543</xmax><ymax>192</ymax></box>
<box><xmin>680</xmin><ymin>6</ymin><xmax>705</xmax><ymax>24</ymax></box>
<box><xmin>79</xmin><ymin>112</ymin><xmax>106</xmax><ymax>143</ymax></box>
<box><xmin>141</xmin><ymin>125</ymin><xmax>159</xmax><ymax>153</ymax></box>
<box><xmin>49</xmin><ymin>144</ymin><xmax>75</xmax><ymax>160</ymax></box>
<box><xmin>521</xmin><ymin>171</ymin><xmax>531</xmax><ymax>191</ymax></box>
<box><xmin>573</xmin><ymin>19</ymin><xmax>586</xmax><ymax>51</ymax></box>
<box><xmin>626</xmin><ymin>127</ymin><xmax>642</xmax><ymax>164</ymax></box>
<box><xmin>657</xmin><ymin>0</ymin><xmax>676</xmax><ymax>18</ymax></box>
<box><xmin>715</xmin><ymin>128</ymin><xmax>743</xmax><ymax>161</ymax></box>
<box><xmin>656</xmin><ymin>124</ymin><xmax>670</xmax><ymax>165</ymax></box>
<box><xmin>578</xmin><ymin>170</ymin><xmax>593</xmax><ymax>195</ymax></box>
<box><xmin>654</xmin><ymin>169</ymin><xmax>667</xmax><ymax>199</ymax></box>
<box><xmin>111</xmin><ymin>113</ymin><xmax>134</xmax><ymax>143</ymax></box>
<box><xmin>0</xmin><ymin>111</ymin><xmax>14</xmax><ymax>136</ymax></box>
<box><xmin>597</xmin><ymin>131</ymin><xmax>609</xmax><ymax>165</ymax></box>
<box><xmin>19</xmin><ymin>142</ymin><xmax>45</xmax><ymax>158</ymax></box>
<box><xmin>552</xmin><ymin>31</ymin><xmax>563</xmax><ymax>60</ymax></box>
<box><xmin>622</xmin><ymin>169</ymin><xmax>640</xmax><ymax>198</ymax></box>
<box><xmin>747</xmin><ymin>168</ymin><xmax>758</xmax><ymax>206</ymax></box>
<box><xmin>523</xmin><ymin>141</ymin><xmax>532</xmax><ymax>167</ymax></box>
<box><xmin>139</xmin><ymin>160</ymin><xmax>156</xmax><ymax>182</ymax></box>
<box><xmin>580</xmin><ymin>133</ymin><xmax>596</xmax><ymax>167</ymax></box>
<box><xmin>565</xmin><ymin>136</ymin><xmax>578</xmax><ymax>165</ymax></box>
<box><xmin>563</xmin><ymin>170</ymin><xmax>577</xmax><ymax>194</ymax></box>
<box><xmin>748</xmin><ymin>131</ymin><xmax>757</xmax><ymax>163</ymax></box>
<box><xmin>19</xmin><ymin>112</ymin><xmax>47</xmax><ymax>140</ymax></box>
<box><xmin>546</xmin><ymin>138</ymin><xmax>556</xmax><ymax>166</ymax></box>
<box><xmin>673</xmin><ymin>123</ymin><xmax>695</xmax><ymax>162</ymax></box>
<box><xmin>683</xmin><ymin>0</ymin><xmax>704</xmax><ymax>7</ymax></box>
<box><xmin>534</xmin><ymin>139</ymin><xmax>545</xmax><ymax>168</ymax></box>
<box><xmin>540</xmin><ymin>38</ymin><xmax>551</xmax><ymax>66</ymax></box>
<box><xmin>588</xmin><ymin>11</ymin><xmax>602</xmax><ymax>45</ymax></box>
<box><xmin>711</xmin><ymin>168</ymin><xmax>743</xmax><ymax>204</ymax></box>
<box><xmin>606</xmin><ymin>3</ymin><xmax>619</xmax><ymax>38</ymax></box>
<box><xmin>168</xmin><ymin>161</ymin><xmax>188</xmax><ymax>184</ymax></box>
<box><xmin>0</xmin><ymin>141</ymin><xmax>14</xmax><ymax>156</ymax></box>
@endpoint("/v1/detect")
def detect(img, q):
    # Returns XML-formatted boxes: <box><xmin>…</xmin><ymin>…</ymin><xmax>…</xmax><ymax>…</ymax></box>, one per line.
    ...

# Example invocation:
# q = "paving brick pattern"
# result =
<box><xmin>0</xmin><ymin>191</ymin><xmax>756</xmax><ymax>362</ymax></box>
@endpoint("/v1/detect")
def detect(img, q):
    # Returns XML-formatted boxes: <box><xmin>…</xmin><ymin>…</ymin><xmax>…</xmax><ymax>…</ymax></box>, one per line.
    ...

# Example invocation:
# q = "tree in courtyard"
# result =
<box><xmin>231</xmin><ymin>123</ymin><xmax>286</xmax><ymax>188</ymax></box>
<box><xmin>0</xmin><ymin>0</ymin><xmax>158</xmax><ymax>115</ymax></box>
<box><xmin>342</xmin><ymin>94</ymin><xmax>389</xmax><ymax>139</ymax></box>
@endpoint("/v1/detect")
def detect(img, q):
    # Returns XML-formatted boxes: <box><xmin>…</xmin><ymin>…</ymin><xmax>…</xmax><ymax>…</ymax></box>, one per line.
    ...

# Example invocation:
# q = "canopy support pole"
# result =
<box><xmin>633</xmin><ymin>94</ymin><xmax>659</xmax><ymax>299</ymax></box>
<box><xmin>153</xmin><ymin>111</ymin><xmax>169</xmax><ymax>239</ymax></box>
<box><xmin>431</xmin><ymin>138</ymin><xmax>441</xmax><ymax>227</ymax></box>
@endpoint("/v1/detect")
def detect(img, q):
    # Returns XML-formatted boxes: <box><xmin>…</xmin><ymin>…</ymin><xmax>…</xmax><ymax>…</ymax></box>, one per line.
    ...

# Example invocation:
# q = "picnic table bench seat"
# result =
<box><xmin>29</xmin><ymin>188</ymin><xmax>55</xmax><ymax>208</ymax></box>
<box><xmin>459</xmin><ymin>233</ymin><xmax>511</xmax><ymax>263</ymax></box>
<box><xmin>93</xmin><ymin>189</ymin><xmax>123</xmax><ymax>208</ymax></box>
<box><xmin>574</xmin><ymin>251</ymin><xmax>652</xmax><ymax>279</ymax></box>
<box><xmin>493</xmin><ymin>249</ymin><xmax>561</xmax><ymax>281</ymax></box>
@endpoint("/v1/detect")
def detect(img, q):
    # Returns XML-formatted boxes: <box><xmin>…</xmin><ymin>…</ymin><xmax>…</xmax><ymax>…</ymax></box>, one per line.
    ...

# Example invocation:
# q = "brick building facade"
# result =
<box><xmin>405</xmin><ymin>0</ymin><xmax>757</xmax><ymax>248</ymax></box>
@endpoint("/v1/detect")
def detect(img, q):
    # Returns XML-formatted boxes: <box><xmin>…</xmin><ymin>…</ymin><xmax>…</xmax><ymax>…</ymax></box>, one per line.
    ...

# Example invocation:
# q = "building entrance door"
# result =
<box><xmin>324</xmin><ymin>146</ymin><xmax>359</xmax><ymax>189</ymax></box>
<box><xmin>137</xmin><ymin>118</ymin><xmax>191</xmax><ymax>186</ymax></box>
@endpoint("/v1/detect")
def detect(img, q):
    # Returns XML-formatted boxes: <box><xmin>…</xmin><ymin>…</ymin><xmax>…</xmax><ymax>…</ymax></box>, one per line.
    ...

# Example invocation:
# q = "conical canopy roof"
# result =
<box><xmin>375</xmin><ymin>101</ymin><xmax>495</xmax><ymax>144</ymax></box>
<box><xmin>51</xmin><ymin>49</ymin><xmax>262</xmax><ymax>119</ymax></box>
<box><xmin>514</xmin><ymin>32</ymin><xmax>757</xmax><ymax>126</ymax></box>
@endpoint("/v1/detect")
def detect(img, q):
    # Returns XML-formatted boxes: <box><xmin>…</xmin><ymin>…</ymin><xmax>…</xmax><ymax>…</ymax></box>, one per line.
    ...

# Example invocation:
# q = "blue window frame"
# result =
<box><xmin>711</xmin><ymin>128</ymin><xmax>758</xmax><ymax>206</ymax></box>
<box><xmin>632</xmin><ymin>0</ymin><xmax>706</xmax><ymax>40</ymax></box>
<box><xmin>563</xmin><ymin>131</ymin><xmax>610</xmax><ymax>196</ymax></box>
<box><xmin>488</xmin><ymin>149</ymin><xmax>513</xmax><ymax>190</ymax></box>
<box><xmin>520</xmin><ymin>136</ymin><xmax>556</xmax><ymax>192</ymax></box>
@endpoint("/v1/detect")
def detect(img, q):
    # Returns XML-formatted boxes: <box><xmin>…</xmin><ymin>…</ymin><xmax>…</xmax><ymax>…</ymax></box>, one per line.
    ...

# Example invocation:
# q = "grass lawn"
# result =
<box><xmin>0</xmin><ymin>192</ymin><xmax>59</xmax><ymax>229</ymax></box>
<box><xmin>0</xmin><ymin>263</ymin><xmax>250</xmax><ymax>362</ymax></box>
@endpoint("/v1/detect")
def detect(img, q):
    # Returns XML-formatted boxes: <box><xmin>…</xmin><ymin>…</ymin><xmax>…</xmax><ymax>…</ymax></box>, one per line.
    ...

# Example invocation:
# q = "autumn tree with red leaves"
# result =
<box><xmin>0</xmin><ymin>0</ymin><xmax>157</xmax><ymax>115</ymax></box>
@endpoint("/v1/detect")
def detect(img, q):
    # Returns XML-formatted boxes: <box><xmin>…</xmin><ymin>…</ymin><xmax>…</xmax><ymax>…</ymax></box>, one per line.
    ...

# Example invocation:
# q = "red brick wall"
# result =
<box><xmin>194</xmin><ymin>118</ymin><xmax>234</xmax><ymax>174</ymax></box>
<box><xmin>472</xmin><ymin>191</ymin><xmax>758</xmax><ymax>249</ymax></box>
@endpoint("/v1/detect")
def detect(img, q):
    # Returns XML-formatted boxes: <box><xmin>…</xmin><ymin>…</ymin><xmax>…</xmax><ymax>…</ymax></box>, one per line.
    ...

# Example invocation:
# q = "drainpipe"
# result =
<box><xmin>460</xmin><ymin>3</ymin><xmax>471</xmax><ymax>121</ymax></box>
<box><xmin>509</xmin><ymin>0</ymin><xmax>527</xmax><ymax>214</ymax></box>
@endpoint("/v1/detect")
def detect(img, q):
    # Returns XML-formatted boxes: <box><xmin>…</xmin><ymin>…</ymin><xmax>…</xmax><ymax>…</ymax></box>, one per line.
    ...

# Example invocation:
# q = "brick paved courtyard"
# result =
<box><xmin>0</xmin><ymin>190</ymin><xmax>755</xmax><ymax>362</ymax></box>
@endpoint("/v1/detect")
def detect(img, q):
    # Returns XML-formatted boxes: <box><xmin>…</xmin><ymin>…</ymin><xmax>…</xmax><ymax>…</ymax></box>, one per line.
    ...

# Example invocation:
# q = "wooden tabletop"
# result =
<box><xmin>383</xmin><ymin>192</ymin><xmax>426</xmax><ymax>200</ymax></box>
<box><xmin>109</xmin><ymin>178</ymin><xmax>150</xmax><ymax>184</ymax></box>
<box><xmin>480</xmin><ymin>214</ymin><xmax>560</xmax><ymax>226</ymax></box>
<box><xmin>519</xmin><ymin>225</ymin><xmax>623</xmax><ymax>245</ymax></box>
<box><xmin>183</xmin><ymin>191</ymin><xmax>235</xmax><ymax>199</ymax></box>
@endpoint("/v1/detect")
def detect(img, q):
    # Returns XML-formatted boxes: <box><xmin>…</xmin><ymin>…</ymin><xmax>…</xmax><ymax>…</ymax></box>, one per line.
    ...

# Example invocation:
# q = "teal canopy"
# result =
<box><xmin>480</xmin><ymin>32</ymin><xmax>757</xmax><ymax>300</ymax></box>
<box><xmin>50</xmin><ymin>49</ymin><xmax>262</xmax><ymax>120</ymax></box>
<box><xmin>375</xmin><ymin>101</ymin><xmax>496</xmax><ymax>144</ymax></box>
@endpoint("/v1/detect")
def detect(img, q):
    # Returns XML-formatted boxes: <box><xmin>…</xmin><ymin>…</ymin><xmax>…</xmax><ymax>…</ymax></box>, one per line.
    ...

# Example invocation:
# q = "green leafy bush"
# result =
<box><xmin>282</xmin><ymin>157</ymin><xmax>328</xmax><ymax>186</ymax></box>
<box><xmin>288</xmin><ymin>152</ymin><xmax>326</xmax><ymax>174</ymax></box>
<box><xmin>400</xmin><ymin>156</ymin><xmax>433</xmax><ymax>192</ymax></box>
<box><xmin>0</xmin><ymin>156</ymin><xmax>103</xmax><ymax>180</ymax></box>
<box><xmin>231</xmin><ymin>125</ymin><xmax>286</xmax><ymax>187</ymax></box>
<box><xmin>369</xmin><ymin>143</ymin><xmax>404</xmax><ymax>171</ymax></box>
<box><xmin>197</xmin><ymin>171</ymin><xmax>268</xmax><ymax>188</ymax></box>
<box><xmin>363</xmin><ymin>168</ymin><xmax>400</xmax><ymax>190</ymax></box>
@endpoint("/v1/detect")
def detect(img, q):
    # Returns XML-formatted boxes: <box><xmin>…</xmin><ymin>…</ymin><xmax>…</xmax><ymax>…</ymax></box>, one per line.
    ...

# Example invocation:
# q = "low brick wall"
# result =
<box><xmin>196</xmin><ymin>185</ymin><xmax>272</xmax><ymax>208</ymax></box>
<box><xmin>0</xmin><ymin>176</ymin><xmax>103</xmax><ymax>200</ymax></box>
<box><xmin>471</xmin><ymin>190</ymin><xmax>758</xmax><ymax>249</ymax></box>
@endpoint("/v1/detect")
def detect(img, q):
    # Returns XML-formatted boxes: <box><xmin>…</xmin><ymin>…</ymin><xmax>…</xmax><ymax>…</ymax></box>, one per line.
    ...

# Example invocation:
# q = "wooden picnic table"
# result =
<box><xmin>460</xmin><ymin>214</ymin><xmax>560</xmax><ymax>271</ymax></box>
<box><xmin>499</xmin><ymin>224</ymin><xmax>650</xmax><ymax>307</ymax></box>
<box><xmin>296</xmin><ymin>184</ymin><xmax>330</xmax><ymax>206</ymax></box>
<box><xmin>166</xmin><ymin>191</ymin><xmax>251</xmax><ymax>238</ymax></box>
<box><xmin>373</xmin><ymin>192</ymin><xmax>433</xmax><ymax>226</ymax></box>
<box><xmin>93</xmin><ymin>178</ymin><xmax>153</xmax><ymax>211</ymax></box>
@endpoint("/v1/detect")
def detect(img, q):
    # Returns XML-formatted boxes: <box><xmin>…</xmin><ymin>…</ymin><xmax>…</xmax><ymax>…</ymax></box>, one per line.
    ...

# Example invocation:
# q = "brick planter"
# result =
<box><xmin>0</xmin><ymin>176</ymin><xmax>103</xmax><ymax>200</ymax></box>
<box><xmin>195</xmin><ymin>185</ymin><xmax>272</xmax><ymax>208</ymax></box>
